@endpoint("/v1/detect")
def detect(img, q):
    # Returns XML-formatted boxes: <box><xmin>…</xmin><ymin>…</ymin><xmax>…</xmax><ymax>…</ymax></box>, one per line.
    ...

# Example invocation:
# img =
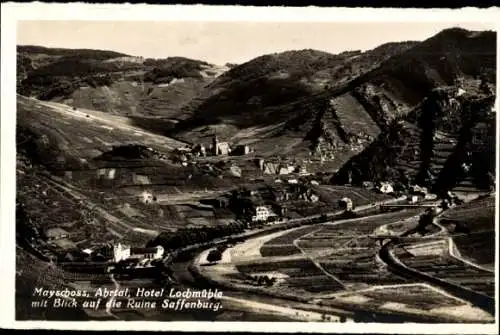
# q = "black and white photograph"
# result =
<box><xmin>1</xmin><ymin>3</ymin><xmax>498</xmax><ymax>332</ymax></box>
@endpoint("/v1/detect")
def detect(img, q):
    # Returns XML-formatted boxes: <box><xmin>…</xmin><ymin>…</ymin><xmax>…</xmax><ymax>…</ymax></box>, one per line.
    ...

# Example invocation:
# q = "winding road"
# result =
<box><xmin>174</xmin><ymin>206</ymin><xmax>495</xmax><ymax>322</ymax></box>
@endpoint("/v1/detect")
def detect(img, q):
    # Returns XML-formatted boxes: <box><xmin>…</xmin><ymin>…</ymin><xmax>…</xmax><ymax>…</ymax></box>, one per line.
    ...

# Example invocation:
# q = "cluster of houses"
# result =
<box><xmin>173</xmin><ymin>135</ymin><xmax>252</xmax><ymax>164</ymax></box>
<box><xmin>360</xmin><ymin>180</ymin><xmax>440</xmax><ymax>203</ymax></box>
<box><xmin>42</xmin><ymin>225</ymin><xmax>166</xmax><ymax>267</ymax></box>
<box><xmin>113</xmin><ymin>243</ymin><xmax>164</xmax><ymax>263</ymax></box>
<box><xmin>255</xmin><ymin>158</ymin><xmax>310</xmax><ymax>176</ymax></box>
<box><xmin>361</xmin><ymin>181</ymin><xmax>394</xmax><ymax>194</ymax></box>
<box><xmin>227</xmin><ymin>183</ymin><xmax>322</xmax><ymax>224</ymax></box>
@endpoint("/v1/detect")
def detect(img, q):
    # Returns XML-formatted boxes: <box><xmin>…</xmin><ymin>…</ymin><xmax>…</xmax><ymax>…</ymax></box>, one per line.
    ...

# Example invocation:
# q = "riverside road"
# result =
<box><xmin>167</xmin><ymin>208</ymin><xmax>477</xmax><ymax>323</ymax></box>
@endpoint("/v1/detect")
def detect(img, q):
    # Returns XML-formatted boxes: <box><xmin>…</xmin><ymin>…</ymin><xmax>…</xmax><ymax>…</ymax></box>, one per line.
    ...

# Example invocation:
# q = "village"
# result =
<box><xmin>17</xmin><ymin>144</ymin><xmax>459</xmax><ymax>282</ymax></box>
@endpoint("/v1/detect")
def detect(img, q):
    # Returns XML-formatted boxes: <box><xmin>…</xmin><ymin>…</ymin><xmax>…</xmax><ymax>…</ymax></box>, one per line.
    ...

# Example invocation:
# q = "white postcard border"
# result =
<box><xmin>1</xmin><ymin>3</ymin><xmax>499</xmax><ymax>333</ymax></box>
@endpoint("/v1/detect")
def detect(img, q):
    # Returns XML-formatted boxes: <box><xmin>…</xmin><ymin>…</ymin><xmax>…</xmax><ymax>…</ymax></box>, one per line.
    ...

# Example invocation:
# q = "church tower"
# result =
<box><xmin>212</xmin><ymin>133</ymin><xmax>219</xmax><ymax>156</ymax></box>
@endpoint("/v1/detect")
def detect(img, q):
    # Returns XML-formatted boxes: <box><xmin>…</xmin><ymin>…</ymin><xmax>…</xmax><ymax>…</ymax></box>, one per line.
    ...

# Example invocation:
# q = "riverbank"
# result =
<box><xmin>190</xmin><ymin>212</ymin><xmax>477</xmax><ymax>323</ymax></box>
<box><xmin>189</xmin><ymin>205</ymin><xmax>494</xmax><ymax>323</ymax></box>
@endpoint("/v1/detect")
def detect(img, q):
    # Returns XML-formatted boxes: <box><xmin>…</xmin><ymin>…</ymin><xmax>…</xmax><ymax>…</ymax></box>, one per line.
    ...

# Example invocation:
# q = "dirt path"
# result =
<box><xmin>43</xmin><ymin>175</ymin><xmax>146</xmax><ymax>239</ymax></box>
<box><xmin>220</xmin><ymin>295</ymin><xmax>340</xmax><ymax>322</ymax></box>
<box><xmin>322</xmin><ymin>185</ymin><xmax>370</xmax><ymax>202</ymax></box>
<box><xmin>106</xmin><ymin>273</ymin><xmax>120</xmax><ymax>320</ymax></box>
<box><xmin>226</xmin><ymin>226</ymin><xmax>311</xmax><ymax>263</ymax></box>
<box><xmin>293</xmin><ymin>228</ymin><xmax>346</xmax><ymax>289</ymax></box>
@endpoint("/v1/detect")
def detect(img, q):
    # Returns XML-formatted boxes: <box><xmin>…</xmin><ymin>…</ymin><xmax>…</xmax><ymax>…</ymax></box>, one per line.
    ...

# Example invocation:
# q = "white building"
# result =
<box><xmin>298</xmin><ymin>166</ymin><xmax>309</xmax><ymax>176</ymax></box>
<box><xmin>424</xmin><ymin>193</ymin><xmax>438</xmax><ymax>200</ymax></box>
<box><xmin>251</xmin><ymin>206</ymin><xmax>275</xmax><ymax>222</ymax></box>
<box><xmin>229</xmin><ymin>165</ymin><xmax>242</xmax><ymax>177</ymax></box>
<box><xmin>309</xmin><ymin>194</ymin><xmax>320</xmax><ymax>203</ymax></box>
<box><xmin>410</xmin><ymin>185</ymin><xmax>428</xmax><ymax>195</ymax></box>
<box><xmin>378</xmin><ymin>182</ymin><xmax>394</xmax><ymax>194</ymax></box>
<box><xmin>215</xmin><ymin>142</ymin><xmax>231</xmax><ymax>155</ymax></box>
<box><xmin>212</xmin><ymin>135</ymin><xmax>231</xmax><ymax>155</ymax></box>
<box><xmin>113</xmin><ymin>243</ymin><xmax>164</xmax><ymax>263</ymax></box>
<box><xmin>278</xmin><ymin>166</ymin><xmax>290</xmax><ymax>175</ymax></box>
<box><xmin>339</xmin><ymin>197</ymin><xmax>354</xmax><ymax>211</ymax></box>
<box><xmin>140</xmin><ymin>190</ymin><xmax>155</xmax><ymax>204</ymax></box>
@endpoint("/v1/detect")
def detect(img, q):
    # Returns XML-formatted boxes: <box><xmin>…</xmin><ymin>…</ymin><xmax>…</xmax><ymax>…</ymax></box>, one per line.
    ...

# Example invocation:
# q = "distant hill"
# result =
<box><xmin>17</xmin><ymin>28</ymin><xmax>496</xmax><ymax>172</ymax></box>
<box><xmin>17</xmin><ymin>45</ymin><xmax>133</xmax><ymax>85</ymax></box>
<box><xmin>18</xmin><ymin>45</ymin><xmax>130</xmax><ymax>58</ymax></box>
<box><xmin>168</xmin><ymin>41</ymin><xmax>420</xmax><ymax>159</ymax></box>
<box><xmin>170</xmin><ymin>28</ymin><xmax>495</xmax><ymax>169</ymax></box>
<box><xmin>17</xmin><ymin>45</ymin><xmax>228</xmax><ymax>118</ymax></box>
<box><xmin>176</xmin><ymin>42</ymin><xmax>419</xmax><ymax>126</ymax></box>
<box><xmin>359</xmin><ymin>28</ymin><xmax>496</xmax><ymax>104</ymax></box>
<box><xmin>330</xmin><ymin>28</ymin><xmax>496</xmax><ymax>193</ymax></box>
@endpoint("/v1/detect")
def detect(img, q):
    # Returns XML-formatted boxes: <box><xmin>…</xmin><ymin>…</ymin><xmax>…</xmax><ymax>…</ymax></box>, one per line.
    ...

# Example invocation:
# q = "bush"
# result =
<box><xmin>206</xmin><ymin>249</ymin><xmax>222</xmax><ymax>263</ymax></box>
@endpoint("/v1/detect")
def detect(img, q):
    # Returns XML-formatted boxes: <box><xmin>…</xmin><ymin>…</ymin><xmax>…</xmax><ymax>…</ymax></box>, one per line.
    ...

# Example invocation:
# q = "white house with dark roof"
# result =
<box><xmin>113</xmin><ymin>243</ymin><xmax>164</xmax><ymax>263</ymax></box>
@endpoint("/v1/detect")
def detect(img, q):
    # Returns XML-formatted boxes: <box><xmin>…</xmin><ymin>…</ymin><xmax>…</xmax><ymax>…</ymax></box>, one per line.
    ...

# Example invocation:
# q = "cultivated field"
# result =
<box><xmin>17</xmin><ymin>95</ymin><xmax>185</xmax><ymax>160</ymax></box>
<box><xmin>326</xmin><ymin>283</ymin><xmax>493</xmax><ymax>322</ymax></box>
<box><xmin>393</xmin><ymin>242</ymin><xmax>495</xmax><ymax>298</ymax></box>
<box><xmin>196</xmin><ymin>204</ymin><xmax>497</xmax><ymax>322</ymax></box>
<box><xmin>453</xmin><ymin>232</ymin><xmax>495</xmax><ymax>268</ymax></box>
<box><xmin>202</xmin><ymin>209</ymin><xmax>425</xmax><ymax>297</ymax></box>
<box><xmin>439</xmin><ymin>196</ymin><xmax>495</xmax><ymax>269</ymax></box>
<box><xmin>302</xmin><ymin>210</ymin><xmax>424</xmax><ymax>288</ymax></box>
<box><xmin>312</xmin><ymin>185</ymin><xmax>393</xmax><ymax>208</ymax></box>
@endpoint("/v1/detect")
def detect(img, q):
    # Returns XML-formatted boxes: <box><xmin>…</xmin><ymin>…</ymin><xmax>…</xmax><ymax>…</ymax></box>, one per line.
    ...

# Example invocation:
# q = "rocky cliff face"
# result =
<box><xmin>331</xmin><ymin>84</ymin><xmax>495</xmax><ymax>195</ymax></box>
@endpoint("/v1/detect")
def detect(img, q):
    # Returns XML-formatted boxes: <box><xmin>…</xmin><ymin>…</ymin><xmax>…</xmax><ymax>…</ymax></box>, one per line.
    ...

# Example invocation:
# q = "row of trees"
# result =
<box><xmin>149</xmin><ymin>205</ymin><xmax>356</xmax><ymax>259</ymax></box>
<box><xmin>147</xmin><ymin>220</ymin><xmax>247</xmax><ymax>251</ymax></box>
<box><xmin>143</xmin><ymin>61</ymin><xmax>204</xmax><ymax>84</ymax></box>
<box><xmin>247</xmin><ymin>274</ymin><xmax>277</xmax><ymax>286</ymax></box>
<box><xmin>18</xmin><ymin>46</ymin><xmax>128</xmax><ymax>59</ymax></box>
<box><xmin>21</xmin><ymin>73</ymin><xmax>115</xmax><ymax>101</ymax></box>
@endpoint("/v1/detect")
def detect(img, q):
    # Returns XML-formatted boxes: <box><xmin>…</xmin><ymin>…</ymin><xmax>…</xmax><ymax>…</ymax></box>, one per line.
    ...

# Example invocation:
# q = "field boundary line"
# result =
<box><xmin>293</xmin><ymin>228</ymin><xmax>346</xmax><ymax>289</ymax></box>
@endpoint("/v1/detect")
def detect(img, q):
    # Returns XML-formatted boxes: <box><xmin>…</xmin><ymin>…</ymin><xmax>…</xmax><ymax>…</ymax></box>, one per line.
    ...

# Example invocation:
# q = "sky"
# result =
<box><xmin>17</xmin><ymin>21</ymin><xmax>495</xmax><ymax>65</ymax></box>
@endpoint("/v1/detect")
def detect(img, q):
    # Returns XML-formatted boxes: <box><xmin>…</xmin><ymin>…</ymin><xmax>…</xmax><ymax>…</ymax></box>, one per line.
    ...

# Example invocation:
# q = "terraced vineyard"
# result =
<box><xmin>393</xmin><ymin>246</ymin><xmax>495</xmax><ymax>298</ymax></box>
<box><xmin>296</xmin><ymin>209</ymin><xmax>424</xmax><ymax>287</ymax></box>
<box><xmin>236</xmin><ymin>257</ymin><xmax>344</xmax><ymax>294</ymax></box>
<box><xmin>439</xmin><ymin>196</ymin><xmax>495</xmax><ymax>268</ymax></box>
<box><xmin>439</xmin><ymin>196</ymin><xmax>495</xmax><ymax>231</ymax></box>
<box><xmin>453</xmin><ymin>231</ymin><xmax>495</xmax><ymax>266</ymax></box>
<box><xmin>360</xmin><ymin>284</ymin><xmax>463</xmax><ymax>310</ymax></box>
<box><xmin>237</xmin><ymin>258</ymin><xmax>324</xmax><ymax>277</ymax></box>
<box><xmin>390</xmin><ymin>123</ymin><xmax>459</xmax><ymax>182</ymax></box>
<box><xmin>259</xmin><ymin>225</ymin><xmax>319</xmax><ymax>257</ymax></box>
<box><xmin>259</xmin><ymin>244</ymin><xmax>302</xmax><ymax>257</ymax></box>
<box><xmin>17</xmin><ymin>95</ymin><xmax>185</xmax><ymax>162</ymax></box>
<box><xmin>250</xmin><ymin>209</ymin><xmax>426</xmax><ymax>294</ymax></box>
<box><xmin>329</xmin><ymin>93</ymin><xmax>380</xmax><ymax>139</ymax></box>
<box><xmin>330</xmin><ymin>283</ymin><xmax>467</xmax><ymax>312</ymax></box>
<box><xmin>281</xmin><ymin>275</ymin><xmax>344</xmax><ymax>293</ymax></box>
